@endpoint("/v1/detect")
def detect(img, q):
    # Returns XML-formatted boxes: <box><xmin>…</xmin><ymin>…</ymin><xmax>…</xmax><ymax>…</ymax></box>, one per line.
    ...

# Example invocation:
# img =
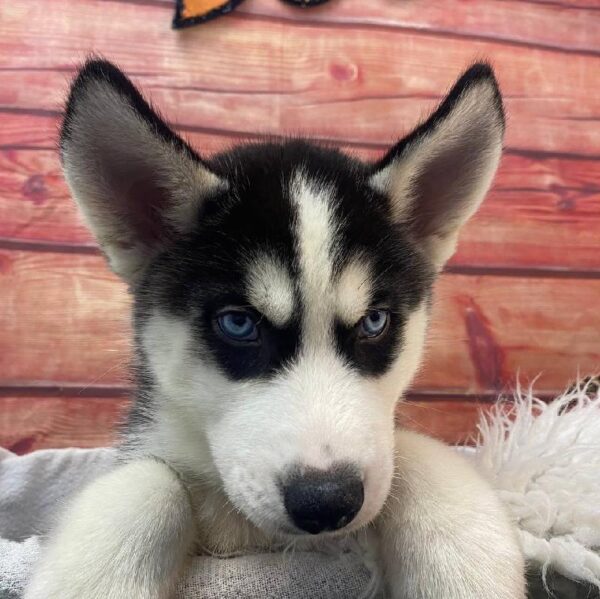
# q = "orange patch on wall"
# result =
<box><xmin>181</xmin><ymin>0</ymin><xmax>232</xmax><ymax>18</ymax></box>
<box><xmin>173</xmin><ymin>0</ymin><xmax>245</xmax><ymax>28</ymax></box>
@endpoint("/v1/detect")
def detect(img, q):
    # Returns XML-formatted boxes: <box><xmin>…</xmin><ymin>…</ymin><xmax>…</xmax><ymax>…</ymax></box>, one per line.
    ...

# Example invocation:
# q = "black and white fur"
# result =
<box><xmin>26</xmin><ymin>60</ymin><xmax>525</xmax><ymax>598</ymax></box>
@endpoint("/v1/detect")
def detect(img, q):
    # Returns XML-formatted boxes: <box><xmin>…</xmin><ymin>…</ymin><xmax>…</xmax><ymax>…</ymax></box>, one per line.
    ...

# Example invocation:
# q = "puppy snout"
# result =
<box><xmin>282</xmin><ymin>464</ymin><xmax>364</xmax><ymax>534</ymax></box>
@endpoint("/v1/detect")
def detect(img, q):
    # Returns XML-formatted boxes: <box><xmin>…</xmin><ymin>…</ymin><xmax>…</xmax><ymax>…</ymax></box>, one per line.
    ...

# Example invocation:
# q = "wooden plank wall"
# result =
<box><xmin>0</xmin><ymin>0</ymin><xmax>599</xmax><ymax>453</ymax></box>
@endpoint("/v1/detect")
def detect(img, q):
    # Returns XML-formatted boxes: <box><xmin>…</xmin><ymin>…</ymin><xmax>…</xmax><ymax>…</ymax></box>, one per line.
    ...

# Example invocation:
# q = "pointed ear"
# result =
<box><xmin>60</xmin><ymin>59</ymin><xmax>226</xmax><ymax>283</ymax></box>
<box><xmin>370</xmin><ymin>63</ymin><xmax>505</xmax><ymax>270</ymax></box>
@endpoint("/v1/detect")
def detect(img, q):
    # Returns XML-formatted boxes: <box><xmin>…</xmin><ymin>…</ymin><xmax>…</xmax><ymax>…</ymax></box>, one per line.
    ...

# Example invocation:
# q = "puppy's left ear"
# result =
<box><xmin>60</xmin><ymin>59</ymin><xmax>226</xmax><ymax>284</ymax></box>
<box><xmin>371</xmin><ymin>63</ymin><xmax>504</xmax><ymax>270</ymax></box>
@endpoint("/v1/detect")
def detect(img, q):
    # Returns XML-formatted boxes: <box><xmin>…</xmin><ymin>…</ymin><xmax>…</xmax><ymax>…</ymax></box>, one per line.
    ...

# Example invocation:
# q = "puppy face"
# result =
<box><xmin>138</xmin><ymin>146</ymin><xmax>433</xmax><ymax>535</ymax></box>
<box><xmin>60</xmin><ymin>60</ymin><xmax>504</xmax><ymax>537</ymax></box>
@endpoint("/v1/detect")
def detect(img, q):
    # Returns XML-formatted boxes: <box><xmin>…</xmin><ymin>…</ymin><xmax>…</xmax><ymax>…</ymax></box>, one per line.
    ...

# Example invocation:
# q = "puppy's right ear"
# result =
<box><xmin>61</xmin><ymin>59</ymin><xmax>226</xmax><ymax>284</ymax></box>
<box><xmin>370</xmin><ymin>64</ymin><xmax>504</xmax><ymax>271</ymax></box>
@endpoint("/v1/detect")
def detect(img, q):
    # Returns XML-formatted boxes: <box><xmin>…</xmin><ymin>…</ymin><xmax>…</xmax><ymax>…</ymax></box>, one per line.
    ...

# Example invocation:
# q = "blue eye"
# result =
<box><xmin>359</xmin><ymin>309</ymin><xmax>389</xmax><ymax>338</ymax></box>
<box><xmin>217</xmin><ymin>311</ymin><xmax>259</xmax><ymax>342</ymax></box>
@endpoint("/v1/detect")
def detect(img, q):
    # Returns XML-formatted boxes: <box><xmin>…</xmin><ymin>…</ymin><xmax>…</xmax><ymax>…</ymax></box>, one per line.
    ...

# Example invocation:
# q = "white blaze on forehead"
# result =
<box><xmin>289</xmin><ymin>171</ymin><xmax>337</xmax><ymax>341</ymax></box>
<box><xmin>245</xmin><ymin>253</ymin><xmax>295</xmax><ymax>327</ymax></box>
<box><xmin>336</xmin><ymin>257</ymin><xmax>372</xmax><ymax>326</ymax></box>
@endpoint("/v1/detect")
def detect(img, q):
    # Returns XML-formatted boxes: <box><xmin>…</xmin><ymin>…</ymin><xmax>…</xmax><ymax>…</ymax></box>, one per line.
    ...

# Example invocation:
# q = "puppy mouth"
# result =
<box><xmin>267</xmin><ymin>516</ymin><xmax>363</xmax><ymax>540</ymax></box>
<box><xmin>227</xmin><ymin>458</ymin><xmax>393</xmax><ymax>540</ymax></box>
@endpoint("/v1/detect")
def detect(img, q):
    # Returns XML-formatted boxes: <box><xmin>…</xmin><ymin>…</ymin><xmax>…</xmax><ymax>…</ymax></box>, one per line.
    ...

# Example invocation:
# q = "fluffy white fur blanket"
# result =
<box><xmin>475</xmin><ymin>377</ymin><xmax>600</xmax><ymax>589</ymax></box>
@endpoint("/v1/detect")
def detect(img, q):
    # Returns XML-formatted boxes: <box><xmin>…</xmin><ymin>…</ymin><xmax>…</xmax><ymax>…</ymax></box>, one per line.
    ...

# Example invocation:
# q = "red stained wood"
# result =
<box><xmin>113</xmin><ymin>0</ymin><xmax>599</xmax><ymax>54</ymax></box>
<box><xmin>140</xmin><ymin>0</ymin><xmax>598</xmax><ymax>53</ymax></box>
<box><xmin>0</xmin><ymin>3</ymin><xmax>599</xmax><ymax>156</ymax></box>
<box><xmin>0</xmin><ymin>112</ymin><xmax>60</xmax><ymax>150</ymax></box>
<box><xmin>397</xmin><ymin>400</ymin><xmax>491</xmax><ymax>446</ymax></box>
<box><xmin>238</xmin><ymin>0</ymin><xmax>600</xmax><ymax>54</ymax></box>
<box><xmin>2</xmin><ymin>249</ymin><xmax>599</xmax><ymax>395</ymax></box>
<box><xmin>454</xmin><ymin>154</ymin><xmax>600</xmax><ymax>273</ymax></box>
<box><xmin>0</xmin><ymin>395</ymin><xmax>494</xmax><ymax>451</ymax></box>
<box><xmin>0</xmin><ymin>250</ymin><xmax>132</xmax><ymax>386</ymax></box>
<box><xmin>0</xmin><ymin>148</ymin><xmax>93</xmax><ymax>249</ymax></box>
<box><xmin>417</xmin><ymin>274</ymin><xmax>600</xmax><ymax>395</ymax></box>
<box><xmin>0</xmin><ymin>396</ymin><xmax>129</xmax><ymax>454</ymax></box>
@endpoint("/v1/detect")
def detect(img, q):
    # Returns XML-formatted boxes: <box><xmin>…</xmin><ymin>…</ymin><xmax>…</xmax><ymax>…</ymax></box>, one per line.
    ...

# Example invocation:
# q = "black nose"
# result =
<box><xmin>283</xmin><ymin>465</ymin><xmax>364</xmax><ymax>534</ymax></box>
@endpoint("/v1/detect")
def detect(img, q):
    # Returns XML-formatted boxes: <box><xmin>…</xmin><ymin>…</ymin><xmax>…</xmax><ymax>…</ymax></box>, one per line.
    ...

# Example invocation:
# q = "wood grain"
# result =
<box><xmin>0</xmin><ymin>396</ymin><xmax>128</xmax><ymax>454</ymax></box>
<box><xmin>0</xmin><ymin>395</ymin><xmax>495</xmax><ymax>452</ymax></box>
<box><xmin>0</xmin><ymin>112</ymin><xmax>60</xmax><ymax>150</ymax></box>
<box><xmin>1</xmin><ymin>2</ymin><xmax>599</xmax><ymax>156</ymax></box>
<box><xmin>109</xmin><ymin>0</ymin><xmax>599</xmax><ymax>54</ymax></box>
<box><xmin>420</xmin><ymin>273</ymin><xmax>600</xmax><ymax>394</ymax></box>
<box><xmin>2</xmin><ymin>248</ymin><xmax>599</xmax><ymax>394</ymax></box>
<box><xmin>0</xmin><ymin>250</ymin><xmax>131</xmax><ymax>386</ymax></box>
<box><xmin>137</xmin><ymin>0</ymin><xmax>599</xmax><ymax>53</ymax></box>
<box><xmin>0</xmin><ymin>149</ymin><xmax>93</xmax><ymax>249</ymax></box>
<box><xmin>237</xmin><ymin>0</ymin><xmax>600</xmax><ymax>54</ymax></box>
<box><xmin>453</xmin><ymin>153</ymin><xmax>600</xmax><ymax>273</ymax></box>
<box><xmin>397</xmin><ymin>400</ymin><xmax>490</xmax><ymax>446</ymax></box>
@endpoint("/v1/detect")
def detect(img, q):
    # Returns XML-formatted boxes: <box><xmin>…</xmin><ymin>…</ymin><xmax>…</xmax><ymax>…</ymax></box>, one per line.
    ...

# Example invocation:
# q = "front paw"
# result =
<box><xmin>382</xmin><ymin>550</ymin><xmax>524</xmax><ymax>599</ymax></box>
<box><xmin>25</xmin><ymin>545</ymin><xmax>174</xmax><ymax>599</ymax></box>
<box><xmin>25</xmin><ymin>459</ymin><xmax>194</xmax><ymax>599</ymax></box>
<box><xmin>26</xmin><ymin>569</ymin><xmax>121</xmax><ymax>599</ymax></box>
<box><xmin>379</xmin><ymin>514</ymin><xmax>525</xmax><ymax>599</ymax></box>
<box><xmin>377</xmin><ymin>430</ymin><xmax>526</xmax><ymax>599</ymax></box>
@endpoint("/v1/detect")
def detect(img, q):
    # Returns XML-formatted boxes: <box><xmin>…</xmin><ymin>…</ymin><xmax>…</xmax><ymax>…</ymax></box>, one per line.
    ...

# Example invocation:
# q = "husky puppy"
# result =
<box><xmin>26</xmin><ymin>60</ymin><xmax>525</xmax><ymax>598</ymax></box>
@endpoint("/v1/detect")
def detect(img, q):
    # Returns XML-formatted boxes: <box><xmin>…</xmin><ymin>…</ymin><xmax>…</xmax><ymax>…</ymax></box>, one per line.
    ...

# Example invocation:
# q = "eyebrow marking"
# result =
<box><xmin>336</xmin><ymin>257</ymin><xmax>372</xmax><ymax>326</ymax></box>
<box><xmin>245</xmin><ymin>253</ymin><xmax>295</xmax><ymax>327</ymax></box>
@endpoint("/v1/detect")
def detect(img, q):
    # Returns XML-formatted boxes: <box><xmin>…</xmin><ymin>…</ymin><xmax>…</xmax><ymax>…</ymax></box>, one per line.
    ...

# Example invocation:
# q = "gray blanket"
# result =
<box><xmin>0</xmin><ymin>447</ymin><xmax>375</xmax><ymax>598</ymax></box>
